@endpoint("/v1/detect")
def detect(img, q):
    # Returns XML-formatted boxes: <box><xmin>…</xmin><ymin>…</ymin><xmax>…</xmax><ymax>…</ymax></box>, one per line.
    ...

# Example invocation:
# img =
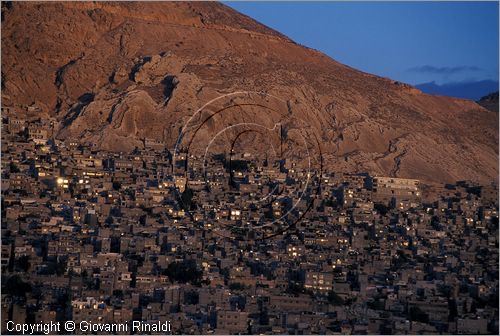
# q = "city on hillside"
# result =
<box><xmin>1</xmin><ymin>106</ymin><xmax>498</xmax><ymax>334</ymax></box>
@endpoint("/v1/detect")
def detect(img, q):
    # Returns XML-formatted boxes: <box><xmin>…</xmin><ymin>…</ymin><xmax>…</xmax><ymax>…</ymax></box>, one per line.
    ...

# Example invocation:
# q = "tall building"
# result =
<box><xmin>369</xmin><ymin>176</ymin><xmax>420</xmax><ymax>204</ymax></box>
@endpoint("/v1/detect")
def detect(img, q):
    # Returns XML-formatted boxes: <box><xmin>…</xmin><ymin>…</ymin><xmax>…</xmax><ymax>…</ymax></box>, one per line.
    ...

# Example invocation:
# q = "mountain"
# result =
<box><xmin>415</xmin><ymin>80</ymin><xmax>499</xmax><ymax>101</ymax></box>
<box><xmin>1</xmin><ymin>1</ymin><xmax>498</xmax><ymax>184</ymax></box>
<box><xmin>477</xmin><ymin>91</ymin><xmax>499</xmax><ymax>113</ymax></box>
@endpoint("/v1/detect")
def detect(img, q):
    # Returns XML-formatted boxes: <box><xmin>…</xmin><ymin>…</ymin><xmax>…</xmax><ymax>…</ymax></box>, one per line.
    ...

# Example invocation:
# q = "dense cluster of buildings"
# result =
<box><xmin>1</xmin><ymin>111</ymin><xmax>499</xmax><ymax>334</ymax></box>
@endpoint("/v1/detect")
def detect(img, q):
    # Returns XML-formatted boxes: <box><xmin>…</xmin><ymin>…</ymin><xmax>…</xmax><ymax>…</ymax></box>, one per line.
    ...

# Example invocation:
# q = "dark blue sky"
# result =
<box><xmin>226</xmin><ymin>1</ymin><xmax>499</xmax><ymax>86</ymax></box>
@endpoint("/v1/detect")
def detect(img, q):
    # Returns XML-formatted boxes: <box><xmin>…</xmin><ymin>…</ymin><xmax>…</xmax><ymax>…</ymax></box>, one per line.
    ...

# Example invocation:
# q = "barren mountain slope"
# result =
<box><xmin>1</xmin><ymin>1</ymin><xmax>498</xmax><ymax>183</ymax></box>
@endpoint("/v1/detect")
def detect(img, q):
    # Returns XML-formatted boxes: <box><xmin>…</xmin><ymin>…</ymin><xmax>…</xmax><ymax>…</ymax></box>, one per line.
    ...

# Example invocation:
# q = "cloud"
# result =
<box><xmin>407</xmin><ymin>65</ymin><xmax>482</xmax><ymax>75</ymax></box>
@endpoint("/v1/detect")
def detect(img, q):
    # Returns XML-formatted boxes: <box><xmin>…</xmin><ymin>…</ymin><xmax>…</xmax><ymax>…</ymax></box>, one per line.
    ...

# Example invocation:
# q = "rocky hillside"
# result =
<box><xmin>1</xmin><ymin>1</ymin><xmax>498</xmax><ymax>183</ymax></box>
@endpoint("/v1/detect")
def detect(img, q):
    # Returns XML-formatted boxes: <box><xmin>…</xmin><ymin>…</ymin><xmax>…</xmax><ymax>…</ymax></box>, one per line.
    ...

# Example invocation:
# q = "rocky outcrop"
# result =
<box><xmin>478</xmin><ymin>91</ymin><xmax>499</xmax><ymax>112</ymax></box>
